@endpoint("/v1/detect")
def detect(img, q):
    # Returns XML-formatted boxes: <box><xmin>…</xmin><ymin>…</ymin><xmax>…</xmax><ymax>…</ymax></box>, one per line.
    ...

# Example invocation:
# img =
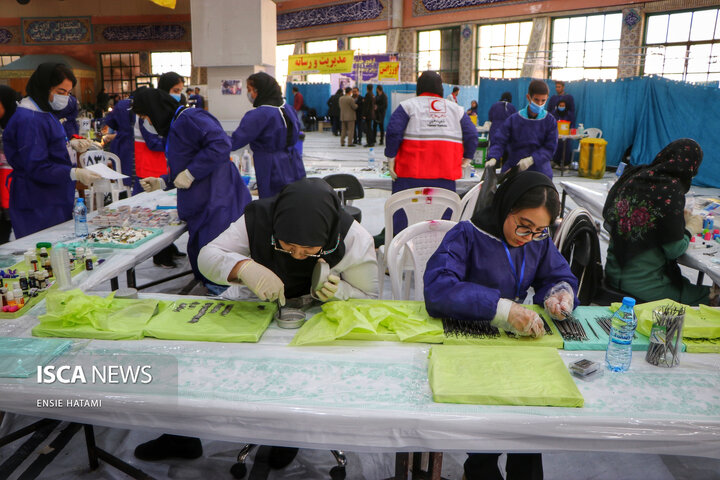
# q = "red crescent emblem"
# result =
<box><xmin>430</xmin><ymin>99</ymin><xmax>441</xmax><ymax>111</ymax></box>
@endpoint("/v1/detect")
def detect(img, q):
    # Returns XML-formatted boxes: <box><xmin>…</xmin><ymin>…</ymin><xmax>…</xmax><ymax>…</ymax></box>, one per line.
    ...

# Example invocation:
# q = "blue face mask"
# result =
<box><xmin>528</xmin><ymin>101</ymin><xmax>545</xmax><ymax>115</ymax></box>
<box><xmin>143</xmin><ymin>119</ymin><xmax>158</xmax><ymax>135</ymax></box>
<box><xmin>558</xmin><ymin>106</ymin><xmax>566</xmax><ymax>112</ymax></box>
<box><xmin>170</xmin><ymin>93</ymin><xmax>181</xmax><ymax>102</ymax></box>
<box><xmin>49</xmin><ymin>94</ymin><xmax>69</xmax><ymax>111</ymax></box>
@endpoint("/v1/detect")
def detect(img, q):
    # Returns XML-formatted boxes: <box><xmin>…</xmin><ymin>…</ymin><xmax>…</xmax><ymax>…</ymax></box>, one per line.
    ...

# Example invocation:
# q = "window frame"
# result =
<box><xmin>0</xmin><ymin>55</ymin><xmax>21</xmax><ymax>67</ymax></box>
<box><xmin>100</xmin><ymin>52</ymin><xmax>141</xmax><ymax>98</ymax></box>
<box><xmin>475</xmin><ymin>20</ymin><xmax>534</xmax><ymax>82</ymax></box>
<box><xmin>416</xmin><ymin>27</ymin><xmax>460</xmax><ymax>84</ymax></box>
<box><xmin>150</xmin><ymin>51</ymin><xmax>192</xmax><ymax>78</ymax></box>
<box><xmin>349</xmin><ymin>34</ymin><xmax>388</xmax><ymax>55</ymax></box>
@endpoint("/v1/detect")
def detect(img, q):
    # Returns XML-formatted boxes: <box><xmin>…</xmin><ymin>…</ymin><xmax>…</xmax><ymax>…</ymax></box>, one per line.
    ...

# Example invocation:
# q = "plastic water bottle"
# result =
<box><xmin>73</xmin><ymin>198</ymin><xmax>88</xmax><ymax>237</ymax></box>
<box><xmin>605</xmin><ymin>297</ymin><xmax>638</xmax><ymax>372</ymax></box>
<box><xmin>368</xmin><ymin>147</ymin><xmax>376</xmax><ymax>171</ymax></box>
<box><xmin>241</xmin><ymin>149</ymin><xmax>253</xmax><ymax>176</ymax></box>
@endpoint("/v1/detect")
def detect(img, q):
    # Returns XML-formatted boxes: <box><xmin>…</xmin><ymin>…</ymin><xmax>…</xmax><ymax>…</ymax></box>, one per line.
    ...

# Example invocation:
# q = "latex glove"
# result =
<box><xmin>491</xmin><ymin>299</ymin><xmax>544</xmax><ymax>337</ymax></box>
<box><xmin>485</xmin><ymin>158</ymin><xmax>497</xmax><ymax>169</ymax></box>
<box><xmin>517</xmin><ymin>156</ymin><xmax>534</xmax><ymax>171</ymax></box>
<box><xmin>69</xmin><ymin>138</ymin><xmax>101</xmax><ymax>153</ymax></box>
<box><xmin>174</xmin><ymin>169</ymin><xmax>195</xmax><ymax>189</ymax></box>
<box><xmin>461</xmin><ymin>158</ymin><xmax>472</xmax><ymax>168</ymax></box>
<box><xmin>684</xmin><ymin>209</ymin><xmax>703</xmax><ymax>236</ymax></box>
<box><xmin>236</xmin><ymin>260</ymin><xmax>286</xmax><ymax>305</ymax></box>
<box><xmin>386</xmin><ymin>157</ymin><xmax>397</xmax><ymax>181</ymax></box>
<box><xmin>543</xmin><ymin>281</ymin><xmax>575</xmax><ymax>321</ymax></box>
<box><xmin>315</xmin><ymin>273</ymin><xmax>341</xmax><ymax>302</ymax></box>
<box><xmin>140</xmin><ymin>177</ymin><xmax>166</xmax><ymax>193</ymax></box>
<box><xmin>71</xmin><ymin>168</ymin><xmax>102</xmax><ymax>186</ymax></box>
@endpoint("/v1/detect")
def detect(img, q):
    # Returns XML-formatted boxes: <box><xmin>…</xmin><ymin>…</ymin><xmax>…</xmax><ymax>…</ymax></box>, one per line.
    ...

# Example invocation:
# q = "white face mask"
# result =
<box><xmin>50</xmin><ymin>93</ymin><xmax>69</xmax><ymax>111</ymax></box>
<box><xmin>247</xmin><ymin>92</ymin><xmax>254</xmax><ymax>104</ymax></box>
<box><xmin>143</xmin><ymin>119</ymin><xmax>158</xmax><ymax>135</ymax></box>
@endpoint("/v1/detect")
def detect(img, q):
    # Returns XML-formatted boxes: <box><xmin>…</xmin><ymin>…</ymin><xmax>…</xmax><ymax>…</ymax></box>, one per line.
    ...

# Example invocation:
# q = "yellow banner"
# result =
<box><xmin>288</xmin><ymin>51</ymin><xmax>354</xmax><ymax>75</ymax></box>
<box><xmin>150</xmin><ymin>0</ymin><xmax>176</xmax><ymax>8</ymax></box>
<box><xmin>377</xmin><ymin>61</ymin><xmax>400</xmax><ymax>81</ymax></box>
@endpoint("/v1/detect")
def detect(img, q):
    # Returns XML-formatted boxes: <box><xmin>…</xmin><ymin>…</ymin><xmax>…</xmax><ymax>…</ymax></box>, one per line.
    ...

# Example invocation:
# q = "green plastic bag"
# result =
<box><xmin>428</xmin><ymin>345</ymin><xmax>584</xmax><ymax>407</ymax></box>
<box><xmin>33</xmin><ymin>290</ymin><xmax>159</xmax><ymax>340</ymax></box>
<box><xmin>0</xmin><ymin>337</ymin><xmax>72</xmax><ymax>378</ymax></box>
<box><xmin>611</xmin><ymin>299</ymin><xmax>720</xmax><ymax>339</ymax></box>
<box><xmin>144</xmin><ymin>300</ymin><xmax>276</xmax><ymax>343</ymax></box>
<box><xmin>289</xmin><ymin>299</ymin><xmax>444</xmax><ymax>346</ymax></box>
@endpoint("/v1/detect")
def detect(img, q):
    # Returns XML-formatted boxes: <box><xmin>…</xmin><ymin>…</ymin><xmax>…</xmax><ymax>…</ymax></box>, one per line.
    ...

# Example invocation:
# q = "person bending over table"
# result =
<box><xmin>424</xmin><ymin>171</ymin><xmax>579</xmax><ymax>480</ymax></box>
<box><xmin>486</xmin><ymin>79</ymin><xmax>558</xmax><ymax>179</ymax></box>
<box><xmin>603</xmin><ymin>138</ymin><xmax>719</xmax><ymax>306</ymax></box>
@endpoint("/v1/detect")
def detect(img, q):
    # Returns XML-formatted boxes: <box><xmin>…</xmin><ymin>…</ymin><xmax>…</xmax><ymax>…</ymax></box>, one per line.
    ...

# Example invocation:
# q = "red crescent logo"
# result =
<box><xmin>430</xmin><ymin>99</ymin><xmax>441</xmax><ymax>111</ymax></box>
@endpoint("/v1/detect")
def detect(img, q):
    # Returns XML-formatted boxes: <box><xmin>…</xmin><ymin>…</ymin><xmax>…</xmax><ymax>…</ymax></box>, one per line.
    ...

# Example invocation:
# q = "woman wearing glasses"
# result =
<box><xmin>199</xmin><ymin>178</ymin><xmax>378</xmax><ymax>305</ymax></box>
<box><xmin>424</xmin><ymin>171</ymin><xmax>577</xmax><ymax>480</ymax></box>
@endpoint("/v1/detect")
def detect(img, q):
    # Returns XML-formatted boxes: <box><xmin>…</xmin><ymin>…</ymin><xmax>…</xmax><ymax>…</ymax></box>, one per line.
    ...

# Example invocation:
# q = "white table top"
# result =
<box><xmin>1</xmin><ymin>294</ymin><xmax>720</xmax><ymax>458</ymax></box>
<box><xmin>558</xmin><ymin>133</ymin><xmax>589</xmax><ymax>140</ymax></box>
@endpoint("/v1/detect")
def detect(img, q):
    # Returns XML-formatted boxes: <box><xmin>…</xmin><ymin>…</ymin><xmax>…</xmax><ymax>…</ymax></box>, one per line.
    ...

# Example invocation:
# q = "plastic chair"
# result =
<box><xmin>458</xmin><ymin>181</ymin><xmax>483</xmax><ymax>221</ymax></box>
<box><xmin>377</xmin><ymin>187</ymin><xmax>461</xmax><ymax>297</ymax></box>
<box><xmin>323</xmin><ymin>173</ymin><xmax>364</xmax><ymax>223</ymax></box>
<box><xmin>570</xmin><ymin>128</ymin><xmax>603</xmax><ymax>165</ymax></box>
<box><xmin>387</xmin><ymin>220</ymin><xmax>456</xmax><ymax>301</ymax></box>
<box><xmin>78</xmin><ymin>150</ymin><xmax>129</xmax><ymax>210</ymax></box>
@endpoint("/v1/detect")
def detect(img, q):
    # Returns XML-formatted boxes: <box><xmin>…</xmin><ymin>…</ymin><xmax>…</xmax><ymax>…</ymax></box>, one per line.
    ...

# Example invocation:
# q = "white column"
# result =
<box><xmin>190</xmin><ymin>0</ymin><xmax>276</xmax><ymax>131</ymax></box>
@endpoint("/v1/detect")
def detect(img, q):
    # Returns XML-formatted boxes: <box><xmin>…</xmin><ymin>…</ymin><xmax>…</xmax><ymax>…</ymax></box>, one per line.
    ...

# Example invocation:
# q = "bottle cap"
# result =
<box><xmin>705</xmin><ymin>232</ymin><xmax>712</xmax><ymax>241</ymax></box>
<box><xmin>714</xmin><ymin>229</ymin><xmax>719</xmax><ymax>234</ymax></box>
<box><xmin>36</xmin><ymin>242</ymin><xmax>52</xmax><ymax>249</ymax></box>
<box><xmin>19</xmin><ymin>271</ymin><xmax>26</xmax><ymax>277</ymax></box>
<box><xmin>621</xmin><ymin>296</ymin><xmax>636</xmax><ymax>307</ymax></box>
<box><xmin>77</xmin><ymin>197</ymin><xmax>85</xmax><ymax>204</ymax></box>
<box><xmin>690</xmin><ymin>236</ymin><xmax>696</xmax><ymax>242</ymax></box>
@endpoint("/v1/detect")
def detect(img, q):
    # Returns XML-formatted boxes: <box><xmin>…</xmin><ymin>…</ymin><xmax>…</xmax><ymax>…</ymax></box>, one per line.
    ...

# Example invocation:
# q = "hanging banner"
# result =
<box><xmin>347</xmin><ymin>54</ymin><xmax>398</xmax><ymax>82</ymax></box>
<box><xmin>288</xmin><ymin>50</ymin><xmax>354</xmax><ymax>74</ymax></box>
<box><xmin>377</xmin><ymin>61</ymin><xmax>400</xmax><ymax>81</ymax></box>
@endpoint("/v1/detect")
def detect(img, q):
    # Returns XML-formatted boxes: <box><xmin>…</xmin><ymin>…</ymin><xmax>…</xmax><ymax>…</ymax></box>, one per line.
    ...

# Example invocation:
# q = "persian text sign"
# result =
<box><xmin>288</xmin><ymin>51</ymin><xmax>354</xmax><ymax>74</ymax></box>
<box><xmin>22</xmin><ymin>17</ymin><xmax>92</xmax><ymax>44</ymax></box>
<box><xmin>378</xmin><ymin>61</ymin><xmax>400</xmax><ymax>81</ymax></box>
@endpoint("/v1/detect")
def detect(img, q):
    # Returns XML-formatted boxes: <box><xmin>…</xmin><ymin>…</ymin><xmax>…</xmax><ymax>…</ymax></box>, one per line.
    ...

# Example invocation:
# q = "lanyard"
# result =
<box><xmin>503</xmin><ymin>243</ymin><xmax>526</xmax><ymax>302</ymax></box>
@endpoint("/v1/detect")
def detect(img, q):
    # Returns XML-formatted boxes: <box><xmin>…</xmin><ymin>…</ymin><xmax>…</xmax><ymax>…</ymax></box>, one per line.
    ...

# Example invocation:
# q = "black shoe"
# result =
<box><xmin>169</xmin><ymin>243</ymin><xmax>187</xmax><ymax>258</ymax></box>
<box><xmin>134</xmin><ymin>434</ymin><xmax>203</xmax><ymax>461</ymax></box>
<box><xmin>268</xmin><ymin>446</ymin><xmax>299</xmax><ymax>469</ymax></box>
<box><xmin>373</xmin><ymin>228</ymin><xmax>385</xmax><ymax>249</ymax></box>
<box><xmin>347</xmin><ymin>144</ymin><xmax>356</xmax><ymax>147</ymax></box>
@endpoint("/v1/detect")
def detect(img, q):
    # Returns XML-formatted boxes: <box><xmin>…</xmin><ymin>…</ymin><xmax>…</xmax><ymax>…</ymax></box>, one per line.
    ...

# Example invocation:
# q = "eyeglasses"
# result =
<box><xmin>271</xmin><ymin>235</ymin><xmax>341</xmax><ymax>258</ymax></box>
<box><xmin>512</xmin><ymin>215</ymin><xmax>550</xmax><ymax>241</ymax></box>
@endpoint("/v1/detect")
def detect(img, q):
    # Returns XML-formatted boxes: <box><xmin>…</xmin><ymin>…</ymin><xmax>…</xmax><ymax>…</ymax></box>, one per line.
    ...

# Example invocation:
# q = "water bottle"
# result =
<box><xmin>606</xmin><ymin>297</ymin><xmax>638</xmax><ymax>372</ymax></box>
<box><xmin>241</xmin><ymin>149</ymin><xmax>253</xmax><ymax>176</ymax></box>
<box><xmin>616</xmin><ymin>161</ymin><xmax>627</xmax><ymax>178</ymax></box>
<box><xmin>73</xmin><ymin>198</ymin><xmax>88</xmax><ymax>237</ymax></box>
<box><xmin>368</xmin><ymin>147</ymin><xmax>376</xmax><ymax>171</ymax></box>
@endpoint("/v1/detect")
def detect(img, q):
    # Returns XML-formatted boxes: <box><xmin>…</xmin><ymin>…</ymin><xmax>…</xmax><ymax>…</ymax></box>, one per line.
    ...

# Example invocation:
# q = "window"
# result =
<box><xmin>305</xmin><ymin>39</ymin><xmax>337</xmax><ymax>83</ymax></box>
<box><xmin>276</xmin><ymin>43</ymin><xmax>295</xmax><ymax>94</ymax></box>
<box><xmin>0</xmin><ymin>55</ymin><xmax>20</xmax><ymax>67</ymax></box>
<box><xmin>349</xmin><ymin>35</ymin><xmax>387</xmax><ymax>55</ymax></box>
<box><xmin>150</xmin><ymin>51</ymin><xmax>192</xmax><ymax>78</ymax></box>
<box><xmin>100</xmin><ymin>52</ymin><xmax>141</xmax><ymax>97</ymax></box>
<box><xmin>550</xmin><ymin>13</ymin><xmax>622</xmax><ymax>80</ymax></box>
<box><xmin>476</xmin><ymin>21</ymin><xmax>533</xmax><ymax>80</ymax></box>
<box><xmin>643</xmin><ymin>8</ymin><xmax>720</xmax><ymax>82</ymax></box>
<box><xmin>417</xmin><ymin>27</ymin><xmax>460</xmax><ymax>83</ymax></box>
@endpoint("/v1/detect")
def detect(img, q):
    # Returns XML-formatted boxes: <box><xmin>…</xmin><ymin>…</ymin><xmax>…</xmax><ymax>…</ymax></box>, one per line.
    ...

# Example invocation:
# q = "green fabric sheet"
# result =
<box><xmin>32</xmin><ymin>290</ymin><xmax>159</xmax><ymax>340</ymax></box>
<box><xmin>0</xmin><ymin>337</ymin><xmax>72</xmax><ymax>378</ymax></box>
<box><xmin>683</xmin><ymin>337</ymin><xmax>720</xmax><ymax>353</ymax></box>
<box><xmin>611</xmin><ymin>299</ymin><xmax>720</xmax><ymax>339</ymax></box>
<box><xmin>442</xmin><ymin>305</ymin><xmax>563</xmax><ymax>349</ymax></box>
<box><xmin>290</xmin><ymin>299</ymin><xmax>444</xmax><ymax>346</ymax></box>
<box><xmin>143</xmin><ymin>300</ymin><xmax>276</xmax><ymax>343</ymax></box>
<box><xmin>428</xmin><ymin>345</ymin><xmax>584</xmax><ymax>407</ymax></box>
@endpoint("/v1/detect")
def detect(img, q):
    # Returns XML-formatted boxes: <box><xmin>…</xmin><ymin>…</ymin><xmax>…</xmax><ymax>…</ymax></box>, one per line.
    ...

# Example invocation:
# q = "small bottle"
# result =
<box><xmin>13</xmin><ymin>284</ymin><xmax>24</xmax><ymax>307</ymax></box>
<box><xmin>606</xmin><ymin>297</ymin><xmax>638</xmax><ymax>372</ymax></box>
<box><xmin>36</xmin><ymin>271</ymin><xmax>46</xmax><ymax>289</ymax></box>
<box><xmin>76</xmin><ymin>247</ymin><xmax>85</xmax><ymax>262</ymax></box>
<box><xmin>241</xmin><ymin>149</ymin><xmax>253</xmax><ymax>176</ymax></box>
<box><xmin>28</xmin><ymin>273</ymin><xmax>37</xmax><ymax>290</ymax></box>
<box><xmin>616</xmin><ymin>161</ymin><xmax>627</xmax><ymax>178</ymax></box>
<box><xmin>19</xmin><ymin>272</ymin><xmax>28</xmax><ymax>293</ymax></box>
<box><xmin>85</xmin><ymin>248</ymin><xmax>94</xmax><ymax>271</ymax></box>
<box><xmin>74</xmin><ymin>197</ymin><xmax>89</xmax><ymax>237</ymax></box>
<box><xmin>30</xmin><ymin>259</ymin><xmax>38</xmax><ymax>272</ymax></box>
<box><xmin>6</xmin><ymin>291</ymin><xmax>15</xmax><ymax>308</ymax></box>
<box><xmin>367</xmin><ymin>147</ymin><xmax>376</xmax><ymax>171</ymax></box>
<box><xmin>0</xmin><ymin>288</ymin><xmax>7</xmax><ymax>307</ymax></box>
<box><xmin>704</xmin><ymin>213</ymin><xmax>714</xmax><ymax>231</ymax></box>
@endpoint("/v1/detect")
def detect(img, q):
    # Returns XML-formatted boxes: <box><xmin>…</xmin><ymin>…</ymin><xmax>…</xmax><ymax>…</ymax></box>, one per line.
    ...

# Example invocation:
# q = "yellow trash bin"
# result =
<box><xmin>578</xmin><ymin>138</ymin><xmax>607</xmax><ymax>179</ymax></box>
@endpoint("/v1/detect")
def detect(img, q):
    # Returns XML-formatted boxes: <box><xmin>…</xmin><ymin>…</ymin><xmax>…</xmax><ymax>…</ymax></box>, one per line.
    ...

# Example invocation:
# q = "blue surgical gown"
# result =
<box><xmin>487</xmin><ymin>108</ymin><xmax>558</xmax><ymax>178</ymax></box>
<box><xmin>487</xmin><ymin>101</ymin><xmax>517</xmax><ymax>146</ymax></box>
<box><xmin>163</xmin><ymin>108</ymin><xmax>251</xmax><ymax>283</ymax></box>
<box><xmin>102</xmin><ymin>99</ymin><xmax>135</xmax><ymax>187</ymax></box>
<box><xmin>423</xmin><ymin>221</ymin><xmax>578</xmax><ymax>322</ymax></box>
<box><xmin>3</xmin><ymin>105</ymin><xmax>74</xmax><ymax>238</ymax></box>
<box><xmin>53</xmin><ymin>95</ymin><xmax>79</xmax><ymax>139</ymax></box>
<box><xmin>231</xmin><ymin>104</ymin><xmax>306</xmax><ymax>198</ymax></box>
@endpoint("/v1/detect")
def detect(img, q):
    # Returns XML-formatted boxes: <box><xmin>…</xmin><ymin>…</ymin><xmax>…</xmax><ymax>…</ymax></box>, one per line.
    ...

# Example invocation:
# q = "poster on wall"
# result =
<box><xmin>288</xmin><ymin>50</ymin><xmax>354</xmax><ymax>75</ymax></box>
<box><xmin>221</xmin><ymin>80</ymin><xmax>242</xmax><ymax>95</ymax></box>
<box><xmin>377</xmin><ymin>61</ymin><xmax>400</xmax><ymax>82</ymax></box>
<box><xmin>347</xmin><ymin>54</ymin><xmax>398</xmax><ymax>82</ymax></box>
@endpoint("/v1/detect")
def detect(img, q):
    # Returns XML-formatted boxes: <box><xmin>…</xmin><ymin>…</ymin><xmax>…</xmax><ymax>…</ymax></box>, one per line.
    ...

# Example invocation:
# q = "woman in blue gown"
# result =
<box><xmin>231</xmin><ymin>72</ymin><xmax>305</xmax><ymax>198</ymax></box>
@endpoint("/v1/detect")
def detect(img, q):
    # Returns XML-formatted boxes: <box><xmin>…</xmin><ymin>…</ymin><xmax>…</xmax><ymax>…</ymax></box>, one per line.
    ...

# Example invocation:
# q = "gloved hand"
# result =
<box><xmin>518</xmin><ymin>156</ymin><xmax>534</xmax><ymax>171</ymax></box>
<box><xmin>69</xmin><ymin>138</ymin><xmax>102</xmax><ymax>153</ymax></box>
<box><xmin>71</xmin><ymin>168</ymin><xmax>102</xmax><ymax>186</ymax></box>
<box><xmin>491</xmin><ymin>299</ymin><xmax>544</xmax><ymax>337</ymax></box>
<box><xmin>140</xmin><ymin>177</ymin><xmax>166</xmax><ymax>193</ymax></box>
<box><xmin>236</xmin><ymin>260</ymin><xmax>286</xmax><ymax>305</ymax></box>
<box><xmin>485</xmin><ymin>158</ymin><xmax>497</xmax><ymax>169</ymax></box>
<box><xmin>314</xmin><ymin>273</ymin><xmax>341</xmax><ymax>302</ymax></box>
<box><xmin>543</xmin><ymin>281</ymin><xmax>575</xmax><ymax>321</ymax></box>
<box><xmin>684</xmin><ymin>209</ymin><xmax>703</xmax><ymax>236</ymax></box>
<box><xmin>461</xmin><ymin>158</ymin><xmax>472</xmax><ymax>168</ymax></box>
<box><xmin>386</xmin><ymin>157</ymin><xmax>397</xmax><ymax>181</ymax></box>
<box><xmin>174</xmin><ymin>169</ymin><xmax>195</xmax><ymax>189</ymax></box>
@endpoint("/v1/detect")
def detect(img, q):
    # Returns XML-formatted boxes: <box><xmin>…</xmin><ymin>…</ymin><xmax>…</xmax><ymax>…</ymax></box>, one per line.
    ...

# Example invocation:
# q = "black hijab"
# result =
<box><xmin>471</xmin><ymin>171</ymin><xmax>557</xmax><ymax>243</ymax></box>
<box><xmin>0</xmin><ymin>85</ymin><xmax>20</xmax><ymax>128</ymax></box>
<box><xmin>248</xmin><ymin>72</ymin><xmax>284</xmax><ymax>107</ymax></box>
<box><xmin>500</xmin><ymin>92</ymin><xmax>512</xmax><ymax>102</ymax></box>
<box><xmin>130</xmin><ymin>87</ymin><xmax>180</xmax><ymax>138</ymax></box>
<box><xmin>26</xmin><ymin>62</ymin><xmax>75</xmax><ymax>113</ymax></box>
<box><xmin>603</xmin><ymin>139</ymin><xmax>703</xmax><ymax>267</ymax></box>
<box><xmin>244</xmin><ymin>178</ymin><xmax>355</xmax><ymax>298</ymax></box>
<box><xmin>158</xmin><ymin>71</ymin><xmax>183</xmax><ymax>93</ymax></box>
<box><xmin>416</xmin><ymin>71</ymin><xmax>443</xmax><ymax>96</ymax></box>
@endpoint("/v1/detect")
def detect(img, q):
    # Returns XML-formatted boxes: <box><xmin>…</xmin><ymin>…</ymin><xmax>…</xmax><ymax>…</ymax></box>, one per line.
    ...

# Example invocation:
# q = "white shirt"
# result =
<box><xmin>198</xmin><ymin>215</ymin><xmax>379</xmax><ymax>301</ymax></box>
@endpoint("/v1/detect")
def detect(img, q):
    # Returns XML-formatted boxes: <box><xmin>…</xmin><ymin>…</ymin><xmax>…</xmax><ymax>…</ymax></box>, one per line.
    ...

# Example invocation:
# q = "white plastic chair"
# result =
<box><xmin>570</xmin><ymin>128</ymin><xmax>603</xmax><ymax>165</ymax></box>
<box><xmin>377</xmin><ymin>187</ymin><xmax>461</xmax><ymax>297</ymax></box>
<box><xmin>458</xmin><ymin>181</ymin><xmax>483</xmax><ymax>221</ymax></box>
<box><xmin>387</xmin><ymin>220</ymin><xmax>456</xmax><ymax>301</ymax></box>
<box><xmin>78</xmin><ymin>150</ymin><xmax>129</xmax><ymax>210</ymax></box>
